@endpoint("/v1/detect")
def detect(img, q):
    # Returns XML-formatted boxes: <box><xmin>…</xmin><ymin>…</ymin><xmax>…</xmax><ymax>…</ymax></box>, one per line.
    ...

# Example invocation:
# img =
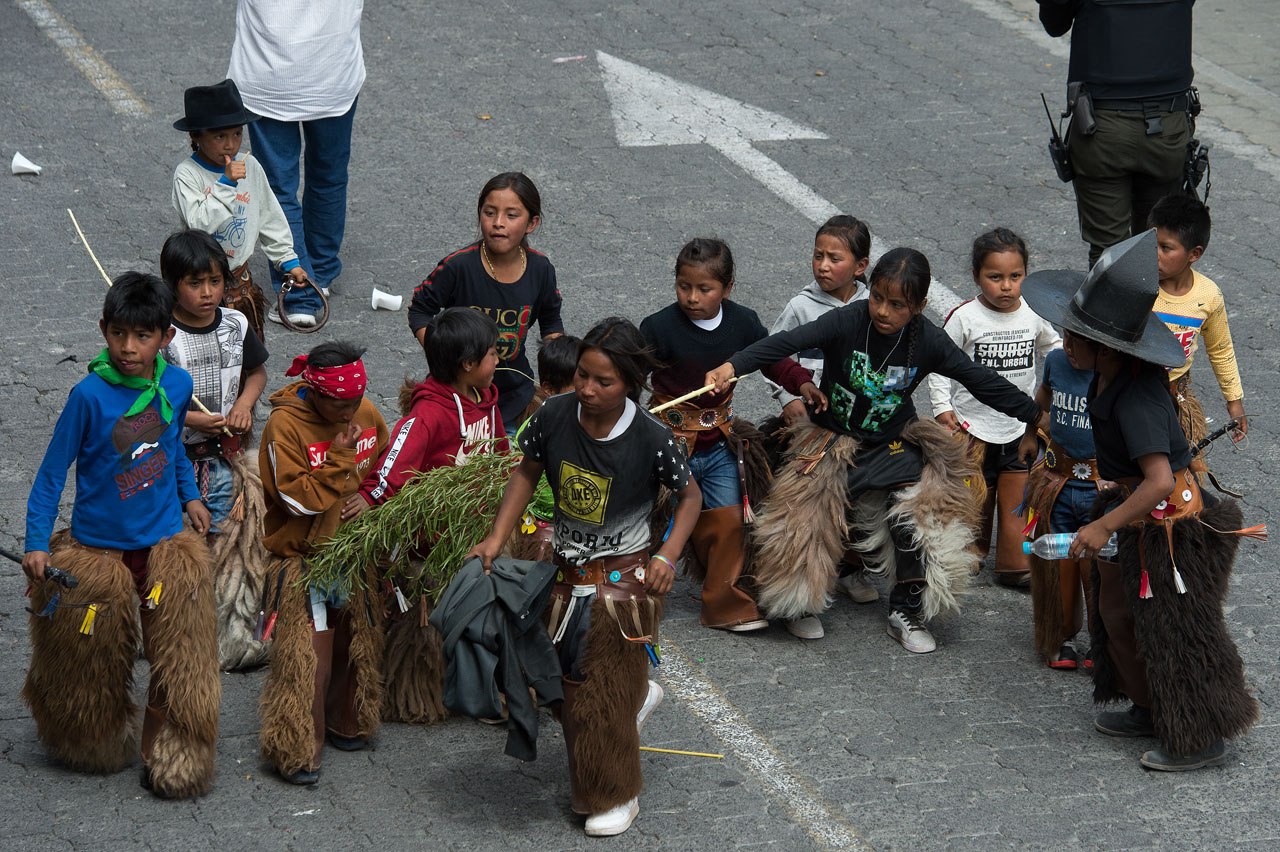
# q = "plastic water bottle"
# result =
<box><xmin>1023</xmin><ymin>532</ymin><xmax>1118</xmax><ymax>560</ymax></box>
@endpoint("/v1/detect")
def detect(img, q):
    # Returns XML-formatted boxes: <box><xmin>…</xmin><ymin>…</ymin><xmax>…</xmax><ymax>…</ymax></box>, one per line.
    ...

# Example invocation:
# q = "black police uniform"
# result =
<box><xmin>1037</xmin><ymin>0</ymin><xmax>1194</xmax><ymax>264</ymax></box>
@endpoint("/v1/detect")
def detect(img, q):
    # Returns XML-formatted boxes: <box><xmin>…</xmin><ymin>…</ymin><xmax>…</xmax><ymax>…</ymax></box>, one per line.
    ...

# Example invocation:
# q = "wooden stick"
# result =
<box><xmin>639</xmin><ymin>746</ymin><xmax>724</xmax><ymax>759</ymax></box>
<box><xmin>191</xmin><ymin>395</ymin><xmax>234</xmax><ymax>436</ymax></box>
<box><xmin>67</xmin><ymin>209</ymin><xmax>113</xmax><ymax>287</ymax></box>
<box><xmin>648</xmin><ymin>377</ymin><xmax>741</xmax><ymax>415</ymax></box>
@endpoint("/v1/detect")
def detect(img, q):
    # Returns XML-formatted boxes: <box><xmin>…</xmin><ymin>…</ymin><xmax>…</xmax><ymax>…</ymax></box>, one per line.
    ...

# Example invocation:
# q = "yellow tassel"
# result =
<box><xmin>144</xmin><ymin>582</ymin><xmax>163</xmax><ymax>609</ymax></box>
<box><xmin>79</xmin><ymin>603</ymin><xmax>98</xmax><ymax>635</ymax></box>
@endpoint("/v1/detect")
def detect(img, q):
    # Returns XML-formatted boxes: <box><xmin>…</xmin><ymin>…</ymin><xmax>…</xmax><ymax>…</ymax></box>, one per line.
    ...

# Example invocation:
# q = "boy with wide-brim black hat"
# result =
<box><xmin>1019</xmin><ymin>230</ymin><xmax>1264</xmax><ymax>771</ymax></box>
<box><xmin>171</xmin><ymin>79</ymin><xmax>317</xmax><ymax>336</ymax></box>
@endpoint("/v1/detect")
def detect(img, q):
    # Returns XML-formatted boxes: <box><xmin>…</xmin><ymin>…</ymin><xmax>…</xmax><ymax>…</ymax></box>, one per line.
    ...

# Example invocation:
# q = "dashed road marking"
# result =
<box><xmin>659</xmin><ymin>637</ymin><xmax>873</xmax><ymax>852</ymax></box>
<box><xmin>17</xmin><ymin>0</ymin><xmax>150</xmax><ymax>117</ymax></box>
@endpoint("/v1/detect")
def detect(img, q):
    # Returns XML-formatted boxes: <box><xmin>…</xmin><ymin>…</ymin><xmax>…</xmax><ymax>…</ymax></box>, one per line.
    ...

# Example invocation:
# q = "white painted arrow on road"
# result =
<box><xmin>596</xmin><ymin>51</ymin><xmax>962</xmax><ymax>316</ymax></box>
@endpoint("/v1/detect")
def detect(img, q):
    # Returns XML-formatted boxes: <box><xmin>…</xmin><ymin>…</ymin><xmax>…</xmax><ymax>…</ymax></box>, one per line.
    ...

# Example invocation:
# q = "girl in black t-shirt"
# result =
<box><xmin>407</xmin><ymin>172</ymin><xmax>565</xmax><ymax>430</ymax></box>
<box><xmin>640</xmin><ymin>238</ymin><xmax>822</xmax><ymax>636</ymax></box>
<box><xmin>706</xmin><ymin>249</ymin><xmax>1041</xmax><ymax>654</ymax></box>
<box><xmin>468</xmin><ymin>318</ymin><xmax>701</xmax><ymax>838</ymax></box>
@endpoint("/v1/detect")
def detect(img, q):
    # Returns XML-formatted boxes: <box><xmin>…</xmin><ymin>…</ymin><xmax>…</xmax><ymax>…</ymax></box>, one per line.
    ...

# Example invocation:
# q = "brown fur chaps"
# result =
<box><xmin>381</xmin><ymin>595</ymin><xmax>449</xmax><ymax>725</ymax></box>
<box><xmin>259</xmin><ymin>557</ymin><xmax>385</xmax><ymax>774</ymax></box>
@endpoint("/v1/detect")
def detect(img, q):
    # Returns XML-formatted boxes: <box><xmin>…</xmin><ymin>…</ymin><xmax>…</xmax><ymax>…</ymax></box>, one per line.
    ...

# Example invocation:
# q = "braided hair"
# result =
<box><xmin>868</xmin><ymin>248</ymin><xmax>931</xmax><ymax>376</ymax></box>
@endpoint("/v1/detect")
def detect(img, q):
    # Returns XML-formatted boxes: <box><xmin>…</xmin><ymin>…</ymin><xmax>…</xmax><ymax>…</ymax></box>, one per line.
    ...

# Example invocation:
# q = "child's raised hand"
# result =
<box><xmin>223</xmin><ymin>155</ymin><xmax>246</xmax><ymax>183</ymax></box>
<box><xmin>186</xmin><ymin>499</ymin><xmax>211</xmax><ymax>536</ymax></box>
<box><xmin>225</xmin><ymin>404</ymin><xmax>253</xmax><ymax>434</ymax></box>
<box><xmin>341</xmin><ymin>493</ymin><xmax>371</xmax><ymax>522</ymax></box>
<box><xmin>705</xmin><ymin>364</ymin><xmax>736</xmax><ymax>394</ymax></box>
<box><xmin>332</xmin><ymin>421</ymin><xmax>362</xmax><ymax>450</ymax></box>
<box><xmin>186</xmin><ymin>410</ymin><xmax>228</xmax><ymax>435</ymax></box>
<box><xmin>799</xmin><ymin>382</ymin><xmax>827</xmax><ymax>414</ymax></box>
<box><xmin>782</xmin><ymin>399</ymin><xmax>809</xmax><ymax>426</ymax></box>
<box><xmin>936</xmin><ymin>411</ymin><xmax>962</xmax><ymax>433</ymax></box>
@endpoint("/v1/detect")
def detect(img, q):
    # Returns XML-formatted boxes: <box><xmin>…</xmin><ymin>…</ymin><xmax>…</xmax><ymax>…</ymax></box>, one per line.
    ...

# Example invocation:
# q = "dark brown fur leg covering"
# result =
<box><xmin>145</xmin><ymin>531</ymin><xmax>220</xmax><ymax>797</ymax></box>
<box><xmin>574</xmin><ymin>596</ymin><xmax>663</xmax><ymax>813</ymax></box>
<box><xmin>22</xmin><ymin>543</ymin><xmax>141</xmax><ymax>773</ymax></box>
<box><xmin>259</xmin><ymin>557</ymin><xmax>317</xmax><ymax>776</ymax></box>
<box><xmin>348</xmin><ymin>579</ymin><xmax>386</xmax><ymax>739</ymax></box>
<box><xmin>381</xmin><ymin>597</ymin><xmax>448</xmax><ymax>724</ymax></box>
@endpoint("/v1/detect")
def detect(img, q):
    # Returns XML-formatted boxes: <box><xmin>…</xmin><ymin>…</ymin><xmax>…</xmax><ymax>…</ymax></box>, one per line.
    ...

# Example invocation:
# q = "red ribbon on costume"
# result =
<box><xmin>285</xmin><ymin>355</ymin><xmax>367</xmax><ymax>399</ymax></box>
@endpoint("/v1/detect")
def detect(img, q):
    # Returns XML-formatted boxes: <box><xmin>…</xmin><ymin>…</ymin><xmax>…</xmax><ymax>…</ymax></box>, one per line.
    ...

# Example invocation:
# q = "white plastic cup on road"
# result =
<box><xmin>371</xmin><ymin>287</ymin><xmax>403</xmax><ymax>311</ymax></box>
<box><xmin>11</xmin><ymin>151</ymin><xmax>41</xmax><ymax>175</ymax></box>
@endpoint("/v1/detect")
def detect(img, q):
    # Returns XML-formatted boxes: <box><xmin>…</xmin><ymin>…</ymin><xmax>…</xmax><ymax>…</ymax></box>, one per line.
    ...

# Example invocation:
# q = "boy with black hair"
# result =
<box><xmin>160</xmin><ymin>228</ymin><xmax>272</xmax><ymax>670</ymax></box>
<box><xmin>348</xmin><ymin>308</ymin><xmax>507</xmax><ymax>725</ymax></box>
<box><xmin>1022</xmin><ymin>231</ymin><xmax>1262</xmax><ymax>771</ymax></box>
<box><xmin>1148</xmin><ymin>194</ymin><xmax>1247</xmax><ymax>444</ymax></box>
<box><xmin>257</xmin><ymin>340</ymin><xmax>388</xmax><ymax>784</ymax></box>
<box><xmin>23</xmin><ymin>272</ymin><xmax>220</xmax><ymax>798</ymax></box>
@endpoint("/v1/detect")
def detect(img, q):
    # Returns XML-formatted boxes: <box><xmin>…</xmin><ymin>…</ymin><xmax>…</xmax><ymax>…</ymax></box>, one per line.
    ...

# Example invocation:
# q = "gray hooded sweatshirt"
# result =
<box><xmin>766</xmin><ymin>280</ymin><xmax>868</xmax><ymax>408</ymax></box>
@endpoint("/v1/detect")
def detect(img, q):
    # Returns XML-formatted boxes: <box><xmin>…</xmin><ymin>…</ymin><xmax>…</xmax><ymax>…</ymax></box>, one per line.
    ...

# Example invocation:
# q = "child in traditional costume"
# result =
<box><xmin>766</xmin><ymin>215</ymin><xmax>876</xmax><ymax>606</ymax></box>
<box><xmin>160</xmin><ymin>229</ymin><xmax>273</xmax><ymax>670</ymax></box>
<box><xmin>509</xmin><ymin>334</ymin><xmax>581</xmax><ymax>562</ymax></box>
<box><xmin>1020</xmin><ymin>345</ymin><xmax>1105</xmax><ymax>670</ymax></box>
<box><xmin>468</xmin><ymin>317</ymin><xmax>702</xmax><ymax>836</ymax></box>
<box><xmin>928</xmin><ymin>229</ymin><xmax>1061</xmax><ymax>587</ymax></box>
<box><xmin>706</xmin><ymin>248</ymin><xmax>1042</xmax><ymax>652</ymax></box>
<box><xmin>257</xmin><ymin>341</ymin><xmax>388</xmax><ymax>784</ymax></box>
<box><xmin>23</xmin><ymin>273</ymin><xmax>219</xmax><ymax>798</ymax></box>
<box><xmin>1021</xmin><ymin>229</ymin><xmax>1263</xmax><ymax>770</ymax></box>
<box><xmin>347</xmin><ymin>308</ymin><xmax>507</xmax><ymax>725</ymax></box>
<box><xmin>171</xmin><ymin>79</ymin><xmax>317</xmax><ymax>335</ymax></box>
<box><xmin>640</xmin><ymin>238</ymin><xmax>821</xmax><ymax>635</ymax></box>
<box><xmin>1148</xmin><ymin>194</ymin><xmax>1248</xmax><ymax>446</ymax></box>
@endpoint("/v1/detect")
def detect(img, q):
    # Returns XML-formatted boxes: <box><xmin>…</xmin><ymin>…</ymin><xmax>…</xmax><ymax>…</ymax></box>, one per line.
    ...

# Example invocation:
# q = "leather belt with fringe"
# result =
<box><xmin>186</xmin><ymin>432</ymin><xmax>243</xmax><ymax>461</ymax></box>
<box><xmin>546</xmin><ymin>552</ymin><xmax>658</xmax><ymax>646</ymax></box>
<box><xmin>1113</xmin><ymin>467</ymin><xmax>1266</xmax><ymax>598</ymax></box>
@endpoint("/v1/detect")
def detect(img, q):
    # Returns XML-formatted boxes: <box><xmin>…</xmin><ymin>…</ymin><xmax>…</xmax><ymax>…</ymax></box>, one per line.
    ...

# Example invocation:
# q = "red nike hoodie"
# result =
<box><xmin>357</xmin><ymin>376</ymin><xmax>508</xmax><ymax>505</ymax></box>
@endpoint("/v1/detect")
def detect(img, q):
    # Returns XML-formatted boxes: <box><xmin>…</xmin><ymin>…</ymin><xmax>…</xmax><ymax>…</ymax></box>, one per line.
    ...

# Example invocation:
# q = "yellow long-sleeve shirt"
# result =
<box><xmin>1153</xmin><ymin>269</ymin><xmax>1243</xmax><ymax>401</ymax></box>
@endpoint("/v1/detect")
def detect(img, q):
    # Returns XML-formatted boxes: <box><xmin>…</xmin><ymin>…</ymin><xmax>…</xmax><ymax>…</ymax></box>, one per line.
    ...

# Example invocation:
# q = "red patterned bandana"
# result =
<box><xmin>285</xmin><ymin>355</ymin><xmax>367</xmax><ymax>399</ymax></box>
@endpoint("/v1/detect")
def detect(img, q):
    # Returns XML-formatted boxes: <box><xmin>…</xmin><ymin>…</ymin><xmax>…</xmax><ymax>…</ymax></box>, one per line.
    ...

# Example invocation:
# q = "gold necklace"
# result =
<box><xmin>481</xmin><ymin>241</ymin><xmax>526</xmax><ymax>279</ymax></box>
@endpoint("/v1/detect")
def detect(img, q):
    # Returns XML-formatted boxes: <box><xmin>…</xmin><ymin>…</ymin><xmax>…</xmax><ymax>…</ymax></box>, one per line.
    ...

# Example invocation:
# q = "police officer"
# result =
<box><xmin>1037</xmin><ymin>1</ymin><xmax>1195</xmax><ymax>264</ymax></box>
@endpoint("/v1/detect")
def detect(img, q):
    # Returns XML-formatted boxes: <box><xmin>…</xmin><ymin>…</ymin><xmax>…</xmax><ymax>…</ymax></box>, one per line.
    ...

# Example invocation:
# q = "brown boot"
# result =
<box><xmin>560</xmin><ymin>677</ymin><xmax>589</xmax><ymax>815</ymax></box>
<box><xmin>690</xmin><ymin>506</ymin><xmax>767</xmax><ymax>631</ymax></box>
<box><xmin>993</xmin><ymin>470</ymin><xmax>1032</xmax><ymax>587</ymax></box>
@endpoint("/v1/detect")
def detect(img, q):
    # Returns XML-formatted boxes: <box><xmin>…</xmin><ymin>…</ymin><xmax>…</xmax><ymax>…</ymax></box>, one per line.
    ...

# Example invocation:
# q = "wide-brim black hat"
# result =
<box><xmin>1022</xmin><ymin>230</ymin><xmax>1186</xmax><ymax>368</ymax></box>
<box><xmin>173</xmin><ymin>79</ymin><xmax>260</xmax><ymax>132</ymax></box>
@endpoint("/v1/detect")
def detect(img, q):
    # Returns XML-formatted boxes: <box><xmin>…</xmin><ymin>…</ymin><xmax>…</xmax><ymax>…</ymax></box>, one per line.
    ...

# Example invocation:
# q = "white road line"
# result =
<box><xmin>959</xmin><ymin>0</ymin><xmax>1280</xmax><ymax>185</ymax></box>
<box><xmin>17</xmin><ymin>0</ymin><xmax>149</xmax><ymax>117</ymax></box>
<box><xmin>658</xmin><ymin>638</ymin><xmax>872</xmax><ymax>852</ymax></box>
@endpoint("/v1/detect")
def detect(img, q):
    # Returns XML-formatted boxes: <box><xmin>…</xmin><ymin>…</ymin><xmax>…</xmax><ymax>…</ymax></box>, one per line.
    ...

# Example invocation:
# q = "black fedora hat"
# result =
<box><xmin>1022</xmin><ymin>230</ymin><xmax>1186</xmax><ymax>368</ymax></box>
<box><xmin>173</xmin><ymin>79</ymin><xmax>260</xmax><ymax>132</ymax></box>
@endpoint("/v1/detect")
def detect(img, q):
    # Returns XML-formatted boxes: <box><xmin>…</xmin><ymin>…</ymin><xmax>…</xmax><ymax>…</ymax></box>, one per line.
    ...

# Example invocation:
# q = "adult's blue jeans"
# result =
<box><xmin>248</xmin><ymin>99</ymin><xmax>358</xmax><ymax>314</ymax></box>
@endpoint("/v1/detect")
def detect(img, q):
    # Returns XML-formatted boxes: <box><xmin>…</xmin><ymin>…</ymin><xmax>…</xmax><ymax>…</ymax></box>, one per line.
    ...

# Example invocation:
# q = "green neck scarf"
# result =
<box><xmin>88</xmin><ymin>348</ymin><xmax>173</xmax><ymax>423</ymax></box>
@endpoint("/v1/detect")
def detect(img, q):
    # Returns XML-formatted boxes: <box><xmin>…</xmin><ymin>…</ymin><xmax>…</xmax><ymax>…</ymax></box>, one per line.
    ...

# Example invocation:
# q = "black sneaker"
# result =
<box><xmin>1140</xmin><ymin>740</ymin><xmax>1226</xmax><ymax>771</ymax></box>
<box><xmin>1094</xmin><ymin>704</ymin><xmax>1155</xmax><ymax>737</ymax></box>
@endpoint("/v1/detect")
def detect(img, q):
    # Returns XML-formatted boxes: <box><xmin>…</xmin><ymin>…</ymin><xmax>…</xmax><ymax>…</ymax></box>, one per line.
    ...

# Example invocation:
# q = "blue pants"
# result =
<box><xmin>248</xmin><ymin>99</ymin><xmax>358</xmax><ymax>314</ymax></box>
<box><xmin>1050</xmin><ymin>482</ymin><xmax>1099</xmax><ymax>533</ymax></box>
<box><xmin>687</xmin><ymin>441</ymin><xmax>741</xmax><ymax>510</ymax></box>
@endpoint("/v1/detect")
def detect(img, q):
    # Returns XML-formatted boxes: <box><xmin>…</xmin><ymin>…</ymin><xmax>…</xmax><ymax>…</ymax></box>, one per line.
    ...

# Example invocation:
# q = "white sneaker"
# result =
<box><xmin>585</xmin><ymin>798</ymin><xmax>639</xmax><ymax>836</ymax></box>
<box><xmin>785</xmin><ymin>615</ymin><xmax>824</xmax><ymax>640</ymax></box>
<box><xmin>267</xmin><ymin>307</ymin><xmax>317</xmax><ymax>329</ymax></box>
<box><xmin>887</xmin><ymin>609</ymin><xmax>936</xmax><ymax>654</ymax></box>
<box><xmin>722</xmin><ymin>618</ymin><xmax>769</xmax><ymax>632</ymax></box>
<box><xmin>636</xmin><ymin>680</ymin><xmax>663</xmax><ymax>734</ymax></box>
<box><xmin>836</xmin><ymin>571</ymin><xmax>879</xmax><ymax>603</ymax></box>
